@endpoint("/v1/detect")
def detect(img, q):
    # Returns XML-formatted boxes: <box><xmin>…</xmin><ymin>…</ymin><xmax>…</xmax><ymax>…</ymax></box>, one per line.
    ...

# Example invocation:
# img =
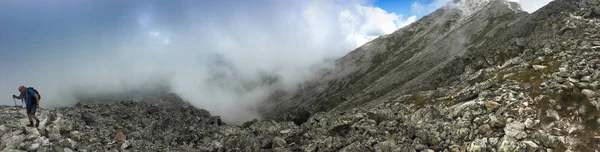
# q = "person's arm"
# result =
<box><xmin>34</xmin><ymin>94</ymin><xmax>39</xmax><ymax>107</ymax></box>
<box><xmin>12</xmin><ymin>94</ymin><xmax>23</xmax><ymax>99</ymax></box>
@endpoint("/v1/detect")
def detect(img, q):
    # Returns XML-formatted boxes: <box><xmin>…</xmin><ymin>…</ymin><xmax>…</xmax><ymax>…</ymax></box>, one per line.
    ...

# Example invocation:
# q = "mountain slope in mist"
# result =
<box><xmin>263</xmin><ymin>0</ymin><xmax>526</xmax><ymax>121</ymax></box>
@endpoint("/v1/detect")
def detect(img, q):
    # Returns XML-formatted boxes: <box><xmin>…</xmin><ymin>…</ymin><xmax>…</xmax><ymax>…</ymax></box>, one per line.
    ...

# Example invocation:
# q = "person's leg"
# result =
<box><xmin>31</xmin><ymin>106</ymin><xmax>39</xmax><ymax>127</ymax></box>
<box><xmin>26</xmin><ymin>105</ymin><xmax>34</xmax><ymax>127</ymax></box>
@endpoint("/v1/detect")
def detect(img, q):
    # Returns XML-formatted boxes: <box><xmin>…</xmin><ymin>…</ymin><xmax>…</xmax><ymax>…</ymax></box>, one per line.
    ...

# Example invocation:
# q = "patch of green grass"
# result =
<box><xmin>408</xmin><ymin>92</ymin><xmax>458</xmax><ymax>109</ymax></box>
<box><xmin>530</xmin><ymin>86</ymin><xmax>600</xmax><ymax>151</ymax></box>
<box><xmin>410</xmin><ymin>93</ymin><xmax>429</xmax><ymax>109</ymax></box>
<box><xmin>508</xmin><ymin>57</ymin><xmax>560</xmax><ymax>97</ymax></box>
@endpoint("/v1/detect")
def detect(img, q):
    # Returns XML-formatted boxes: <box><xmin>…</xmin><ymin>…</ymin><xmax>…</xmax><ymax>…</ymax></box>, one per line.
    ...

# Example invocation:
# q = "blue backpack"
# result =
<box><xmin>28</xmin><ymin>87</ymin><xmax>41</xmax><ymax>101</ymax></box>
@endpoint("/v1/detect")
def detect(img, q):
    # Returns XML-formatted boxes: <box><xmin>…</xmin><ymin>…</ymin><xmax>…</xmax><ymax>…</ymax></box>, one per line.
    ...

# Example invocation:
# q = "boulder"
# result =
<box><xmin>524</xmin><ymin>118</ymin><xmax>535</xmax><ymax>129</ymax></box>
<box><xmin>582</xmin><ymin>89</ymin><xmax>598</xmax><ymax>97</ymax></box>
<box><xmin>581</xmin><ymin>76</ymin><xmax>592</xmax><ymax>82</ymax></box>
<box><xmin>546</xmin><ymin>109</ymin><xmax>560</xmax><ymax>121</ymax></box>
<box><xmin>497</xmin><ymin>137</ymin><xmax>524</xmax><ymax>152</ymax></box>
<box><xmin>532</xmin><ymin>65</ymin><xmax>548</xmax><ymax>70</ymax></box>
<box><xmin>272</xmin><ymin>137</ymin><xmax>287</xmax><ymax>148</ymax></box>
<box><xmin>521</xmin><ymin>140</ymin><xmax>539</xmax><ymax>149</ymax></box>
<box><xmin>468</xmin><ymin>138</ymin><xmax>488</xmax><ymax>152</ymax></box>
<box><xmin>489</xmin><ymin>115</ymin><xmax>506</xmax><ymax>128</ymax></box>
<box><xmin>121</xmin><ymin>140</ymin><xmax>131</xmax><ymax>149</ymax></box>
<box><xmin>504</xmin><ymin>121</ymin><xmax>527</xmax><ymax>140</ymax></box>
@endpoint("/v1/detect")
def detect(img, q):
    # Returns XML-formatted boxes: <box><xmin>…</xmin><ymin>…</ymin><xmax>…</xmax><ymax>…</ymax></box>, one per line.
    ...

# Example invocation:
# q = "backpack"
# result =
<box><xmin>28</xmin><ymin>87</ymin><xmax>41</xmax><ymax>101</ymax></box>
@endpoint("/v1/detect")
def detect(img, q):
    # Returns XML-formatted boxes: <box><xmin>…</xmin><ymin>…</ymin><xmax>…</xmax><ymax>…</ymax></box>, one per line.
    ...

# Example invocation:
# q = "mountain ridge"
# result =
<box><xmin>262</xmin><ymin>0</ymin><xmax>528</xmax><ymax>121</ymax></box>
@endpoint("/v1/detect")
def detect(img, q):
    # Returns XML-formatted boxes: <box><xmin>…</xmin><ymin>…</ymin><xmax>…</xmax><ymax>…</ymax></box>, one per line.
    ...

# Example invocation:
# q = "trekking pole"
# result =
<box><xmin>13</xmin><ymin>98</ymin><xmax>17</xmax><ymax>107</ymax></box>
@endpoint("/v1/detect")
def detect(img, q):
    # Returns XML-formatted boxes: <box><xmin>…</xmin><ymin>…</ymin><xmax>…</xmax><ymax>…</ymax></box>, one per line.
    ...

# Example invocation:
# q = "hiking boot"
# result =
<box><xmin>26</xmin><ymin>124</ymin><xmax>34</xmax><ymax>127</ymax></box>
<box><xmin>35</xmin><ymin>122</ymin><xmax>40</xmax><ymax>128</ymax></box>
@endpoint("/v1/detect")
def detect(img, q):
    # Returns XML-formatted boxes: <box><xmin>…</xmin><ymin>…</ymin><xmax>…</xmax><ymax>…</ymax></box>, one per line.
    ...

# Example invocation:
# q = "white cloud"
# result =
<box><xmin>508</xmin><ymin>0</ymin><xmax>553</xmax><ymax>13</ymax></box>
<box><xmin>412</xmin><ymin>0</ymin><xmax>554</xmax><ymax>15</ymax></box>
<box><xmin>411</xmin><ymin>0</ymin><xmax>451</xmax><ymax>16</ymax></box>
<box><xmin>0</xmin><ymin>0</ymin><xmax>414</xmax><ymax>124</ymax></box>
<box><xmin>340</xmin><ymin>4</ymin><xmax>417</xmax><ymax>48</ymax></box>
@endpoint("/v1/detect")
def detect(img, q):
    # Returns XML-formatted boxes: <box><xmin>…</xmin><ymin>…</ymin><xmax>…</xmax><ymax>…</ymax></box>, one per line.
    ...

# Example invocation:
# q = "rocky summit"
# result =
<box><xmin>3</xmin><ymin>0</ymin><xmax>600</xmax><ymax>151</ymax></box>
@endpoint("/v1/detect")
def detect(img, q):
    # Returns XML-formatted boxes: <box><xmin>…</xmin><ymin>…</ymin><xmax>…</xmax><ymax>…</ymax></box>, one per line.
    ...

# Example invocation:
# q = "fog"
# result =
<box><xmin>0</xmin><ymin>0</ymin><xmax>414</xmax><ymax>123</ymax></box>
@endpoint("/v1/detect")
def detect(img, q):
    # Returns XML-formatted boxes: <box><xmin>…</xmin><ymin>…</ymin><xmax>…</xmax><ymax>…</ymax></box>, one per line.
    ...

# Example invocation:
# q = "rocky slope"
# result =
<box><xmin>262</xmin><ymin>0</ymin><xmax>527</xmax><ymax>122</ymax></box>
<box><xmin>3</xmin><ymin>0</ymin><xmax>600</xmax><ymax>151</ymax></box>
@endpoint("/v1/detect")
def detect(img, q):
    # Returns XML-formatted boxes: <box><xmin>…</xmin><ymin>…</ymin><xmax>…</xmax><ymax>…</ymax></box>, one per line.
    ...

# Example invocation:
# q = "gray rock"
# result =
<box><xmin>581</xmin><ymin>76</ymin><xmax>592</xmax><ymax>82</ymax></box>
<box><xmin>578</xmin><ymin>105</ymin><xmax>587</xmax><ymax>116</ymax></box>
<box><xmin>592</xmin><ymin>81</ymin><xmax>600</xmax><ymax>90</ymax></box>
<box><xmin>28</xmin><ymin>143</ymin><xmax>40</xmax><ymax>151</ymax></box>
<box><xmin>483</xmin><ymin>101</ymin><xmax>501</xmax><ymax>112</ymax></box>
<box><xmin>0</xmin><ymin>125</ymin><xmax>7</xmax><ymax>135</ymax></box>
<box><xmin>478</xmin><ymin>124</ymin><xmax>491</xmax><ymax>134</ymax></box>
<box><xmin>576</xmin><ymin>82</ymin><xmax>591</xmax><ymax>89</ymax></box>
<box><xmin>521</xmin><ymin>140</ymin><xmax>539</xmax><ymax>149</ymax></box>
<box><xmin>59</xmin><ymin>138</ymin><xmax>75</xmax><ymax>149</ymax></box>
<box><xmin>374</xmin><ymin>141</ymin><xmax>392</xmax><ymax>152</ymax></box>
<box><xmin>533</xmin><ymin>65</ymin><xmax>548</xmax><ymax>70</ymax></box>
<box><xmin>568</xmin><ymin>77</ymin><xmax>579</xmax><ymax>83</ymax></box>
<box><xmin>582</xmin><ymin>89</ymin><xmax>598</xmax><ymax>97</ymax></box>
<box><xmin>488</xmin><ymin>137</ymin><xmax>499</xmax><ymax>146</ymax></box>
<box><xmin>489</xmin><ymin>115</ymin><xmax>506</xmax><ymax>128</ymax></box>
<box><xmin>69</xmin><ymin>131</ymin><xmax>81</xmax><ymax>141</ymax></box>
<box><xmin>594</xmin><ymin>6</ymin><xmax>600</xmax><ymax>16</ymax></box>
<box><xmin>4</xmin><ymin>135</ymin><xmax>24</xmax><ymax>150</ymax></box>
<box><xmin>548</xmin><ymin>99</ymin><xmax>557</xmax><ymax>106</ymax></box>
<box><xmin>272</xmin><ymin>137</ymin><xmax>287</xmax><ymax>148</ymax></box>
<box><xmin>543</xmin><ymin>48</ymin><xmax>553</xmax><ymax>55</ymax></box>
<box><xmin>524</xmin><ymin>118</ymin><xmax>535</xmax><ymax>129</ymax></box>
<box><xmin>121</xmin><ymin>140</ymin><xmax>131</xmax><ymax>149</ymax></box>
<box><xmin>497</xmin><ymin>136</ymin><xmax>523</xmax><ymax>151</ymax></box>
<box><xmin>547</xmin><ymin>109</ymin><xmax>560</xmax><ymax>121</ymax></box>
<box><xmin>36</xmin><ymin>147</ymin><xmax>51</xmax><ymax>152</ymax></box>
<box><xmin>535</xmin><ymin>133</ymin><xmax>560</xmax><ymax>148</ymax></box>
<box><xmin>558</xmin><ymin>72</ymin><xmax>570</xmax><ymax>78</ymax></box>
<box><xmin>468</xmin><ymin>138</ymin><xmax>488</xmax><ymax>152</ymax></box>
<box><xmin>559</xmin><ymin>67</ymin><xmax>568</xmax><ymax>73</ymax></box>
<box><xmin>339</xmin><ymin>142</ymin><xmax>370</xmax><ymax>152</ymax></box>
<box><xmin>48</xmin><ymin>133</ymin><xmax>60</xmax><ymax>142</ymax></box>
<box><xmin>562</xmin><ymin>82</ymin><xmax>575</xmax><ymax>89</ymax></box>
<box><xmin>504</xmin><ymin>121</ymin><xmax>527</xmax><ymax>140</ymax></box>
<box><xmin>272</xmin><ymin>147</ymin><xmax>291</xmax><ymax>152</ymax></box>
<box><xmin>555</xmin><ymin>77</ymin><xmax>566</xmax><ymax>83</ymax></box>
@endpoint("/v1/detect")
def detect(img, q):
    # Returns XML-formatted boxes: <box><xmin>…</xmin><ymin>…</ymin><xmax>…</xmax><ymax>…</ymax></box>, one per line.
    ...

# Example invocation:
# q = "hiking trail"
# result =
<box><xmin>1</xmin><ymin>106</ymin><xmax>49</xmax><ymax>152</ymax></box>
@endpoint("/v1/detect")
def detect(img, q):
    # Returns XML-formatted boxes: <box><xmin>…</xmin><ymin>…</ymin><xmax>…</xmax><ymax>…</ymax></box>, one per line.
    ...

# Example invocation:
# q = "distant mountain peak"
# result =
<box><xmin>442</xmin><ymin>0</ymin><xmax>524</xmax><ymax>23</ymax></box>
<box><xmin>448</xmin><ymin>0</ymin><xmax>521</xmax><ymax>12</ymax></box>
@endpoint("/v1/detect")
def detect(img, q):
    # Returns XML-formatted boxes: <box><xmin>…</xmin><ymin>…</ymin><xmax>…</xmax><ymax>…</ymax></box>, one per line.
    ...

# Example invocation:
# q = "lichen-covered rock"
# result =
<box><xmin>497</xmin><ymin>137</ymin><xmax>524</xmax><ymax>152</ymax></box>
<box><xmin>468</xmin><ymin>138</ymin><xmax>488</xmax><ymax>152</ymax></box>
<box><xmin>272</xmin><ymin>137</ymin><xmax>286</xmax><ymax>148</ymax></box>
<box><xmin>582</xmin><ymin>89</ymin><xmax>597</xmax><ymax>97</ymax></box>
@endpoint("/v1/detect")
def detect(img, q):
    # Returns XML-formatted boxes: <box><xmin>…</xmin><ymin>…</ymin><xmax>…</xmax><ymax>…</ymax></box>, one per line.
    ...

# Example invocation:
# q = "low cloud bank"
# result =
<box><xmin>0</xmin><ymin>0</ymin><xmax>415</xmax><ymax>123</ymax></box>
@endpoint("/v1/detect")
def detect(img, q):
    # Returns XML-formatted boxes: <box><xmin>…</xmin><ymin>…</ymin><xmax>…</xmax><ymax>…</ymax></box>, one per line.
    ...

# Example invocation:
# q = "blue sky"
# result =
<box><xmin>375</xmin><ymin>0</ymin><xmax>423</xmax><ymax>18</ymax></box>
<box><xmin>0</xmin><ymin>0</ymin><xmax>553</xmax><ymax>122</ymax></box>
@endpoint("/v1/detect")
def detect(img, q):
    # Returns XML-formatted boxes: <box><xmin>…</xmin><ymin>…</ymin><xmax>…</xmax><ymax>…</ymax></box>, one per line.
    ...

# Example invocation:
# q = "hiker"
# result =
<box><xmin>12</xmin><ymin>85</ymin><xmax>41</xmax><ymax>127</ymax></box>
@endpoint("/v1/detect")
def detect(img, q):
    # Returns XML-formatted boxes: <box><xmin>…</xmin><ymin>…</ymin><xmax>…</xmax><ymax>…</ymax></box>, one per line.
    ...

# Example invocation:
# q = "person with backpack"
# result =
<box><xmin>12</xmin><ymin>85</ymin><xmax>41</xmax><ymax>127</ymax></box>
